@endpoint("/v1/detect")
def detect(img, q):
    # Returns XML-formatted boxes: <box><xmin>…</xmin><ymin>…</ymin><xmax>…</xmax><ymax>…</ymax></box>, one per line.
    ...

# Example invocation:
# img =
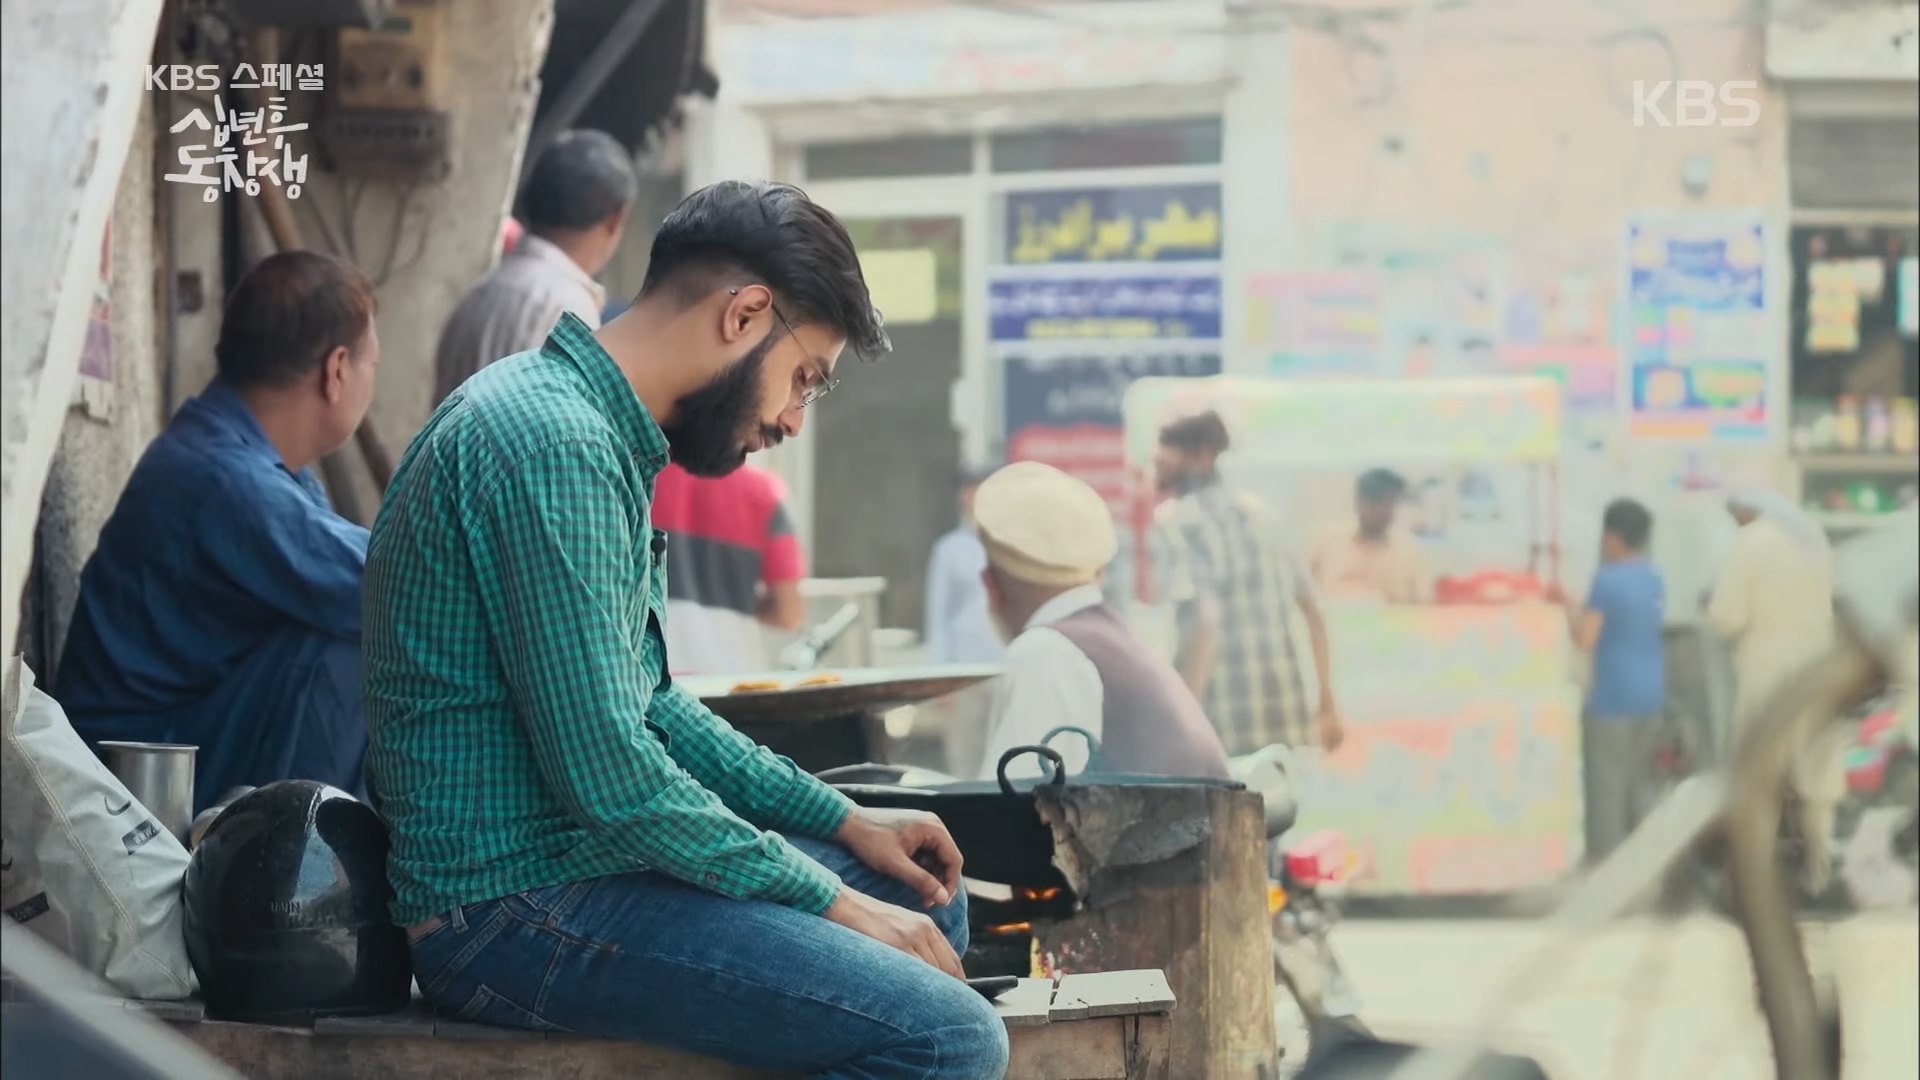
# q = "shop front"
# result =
<box><xmin>1769</xmin><ymin>6</ymin><xmax>1920</xmax><ymax>534</ymax></box>
<box><xmin>687</xmin><ymin>0</ymin><xmax>1256</xmax><ymax>634</ymax></box>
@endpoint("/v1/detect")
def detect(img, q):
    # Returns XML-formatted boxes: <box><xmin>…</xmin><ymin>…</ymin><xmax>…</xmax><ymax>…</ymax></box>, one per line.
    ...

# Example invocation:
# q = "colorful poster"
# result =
<box><xmin>1499</xmin><ymin>344</ymin><xmax>1617</xmax><ymax>415</ymax></box>
<box><xmin>1005</xmin><ymin>350</ymin><xmax>1222</xmax><ymax>510</ymax></box>
<box><xmin>1004</xmin><ymin>184</ymin><xmax>1221</xmax><ymax>265</ymax></box>
<box><xmin>989</xmin><ymin>267</ymin><xmax>1221</xmax><ymax>342</ymax></box>
<box><xmin>1805</xmin><ymin>258</ymin><xmax>1879</xmax><ymax>353</ymax></box>
<box><xmin>79</xmin><ymin>219</ymin><xmax>112</xmax><ymax>384</ymax></box>
<box><xmin>1502</xmin><ymin>241</ymin><xmax>1613</xmax><ymax>350</ymax></box>
<box><xmin>1624</xmin><ymin>215</ymin><xmax>1770</xmax><ymax>440</ymax></box>
<box><xmin>1244</xmin><ymin>272</ymin><xmax>1386</xmax><ymax>377</ymax></box>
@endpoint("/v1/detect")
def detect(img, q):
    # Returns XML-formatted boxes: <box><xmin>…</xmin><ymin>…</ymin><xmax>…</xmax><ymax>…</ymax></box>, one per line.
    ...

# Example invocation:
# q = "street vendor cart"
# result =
<box><xmin>1120</xmin><ymin>375</ymin><xmax>1584</xmax><ymax>897</ymax></box>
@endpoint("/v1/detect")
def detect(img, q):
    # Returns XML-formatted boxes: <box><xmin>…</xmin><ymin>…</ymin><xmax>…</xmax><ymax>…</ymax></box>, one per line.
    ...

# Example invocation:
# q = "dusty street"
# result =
<box><xmin>1319</xmin><ymin>910</ymin><xmax>1919</xmax><ymax>1079</ymax></box>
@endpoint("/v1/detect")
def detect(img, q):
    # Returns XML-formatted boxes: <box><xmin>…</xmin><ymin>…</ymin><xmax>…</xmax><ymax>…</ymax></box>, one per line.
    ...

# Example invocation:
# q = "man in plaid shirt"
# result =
<box><xmin>1149</xmin><ymin>410</ymin><xmax>1344</xmax><ymax>756</ymax></box>
<box><xmin>363</xmin><ymin>182</ymin><xmax>1007</xmax><ymax>1078</ymax></box>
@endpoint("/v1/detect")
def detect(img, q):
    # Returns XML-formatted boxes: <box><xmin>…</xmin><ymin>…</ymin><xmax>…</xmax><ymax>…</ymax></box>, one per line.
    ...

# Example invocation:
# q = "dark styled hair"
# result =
<box><xmin>638</xmin><ymin>180</ymin><xmax>891</xmax><ymax>361</ymax></box>
<box><xmin>1159</xmin><ymin>410</ymin><xmax>1230</xmax><ymax>455</ymax></box>
<box><xmin>215</xmin><ymin>251</ymin><xmax>376</xmax><ymax>391</ymax></box>
<box><xmin>1356</xmin><ymin>468</ymin><xmax>1409</xmax><ymax>504</ymax></box>
<box><xmin>1602</xmin><ymin>497</ymin><xmax>1654</xmax><ymax>551</ymax></box>
<box><xmin>521</xmin><ymin>130</ymin><xmax>638</xmax><ymax>234</ymax></box>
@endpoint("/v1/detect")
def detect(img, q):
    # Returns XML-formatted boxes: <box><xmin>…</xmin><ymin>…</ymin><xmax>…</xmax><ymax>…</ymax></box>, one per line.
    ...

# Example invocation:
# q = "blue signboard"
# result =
<box><xmin>1004</xmin><ymin>184</ymin><xmax>1222</xmax><ymax>265</ymax></box>
<box><xmin>1004</xmin><ymin>350</ymin><xmax>1222</xmax><ymax>442</ymax></box>
<box><xmin>989</xmin><ymin>274</ymin><xmax>1223</xmax><ymax>342</ymax></box>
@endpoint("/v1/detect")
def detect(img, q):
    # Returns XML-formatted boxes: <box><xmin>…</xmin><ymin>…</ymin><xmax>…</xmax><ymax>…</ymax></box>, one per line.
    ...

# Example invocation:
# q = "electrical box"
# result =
<box><xmin>320</xmin><ymin>0</ymin><xmax>451</xmax><ymax>181</ymax></box>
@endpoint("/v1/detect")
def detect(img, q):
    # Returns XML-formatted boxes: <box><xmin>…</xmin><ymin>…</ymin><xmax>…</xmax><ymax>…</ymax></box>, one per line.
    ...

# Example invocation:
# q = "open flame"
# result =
<box><xmin>982</xmin><ymin>921</ymin><xmax>1032</xmax><ymax>937</ymax></box>
<box><xmin>1016</xmin><ymin>886</ymin><xmax>1061</xmax><ymax>902</ymax></box>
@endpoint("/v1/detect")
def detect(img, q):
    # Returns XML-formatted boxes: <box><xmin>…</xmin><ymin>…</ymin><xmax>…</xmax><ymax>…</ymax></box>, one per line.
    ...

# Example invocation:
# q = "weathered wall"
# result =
<box><xmin>1279</xmin><ymin>0</ymin><xmax>1780</xmax><ymax>292</ymax></box>
<box><xmin>214</xmin><ymin>0</ymin><xmax>561</xmax><ymax>523</ymax></box>
<box><xmin>29</xmin><ymin>98</ymin><xmax>168</xmax><ymax>678</ymax></box>
<box><xmin>1245</xmin><ymin>0</ymin><xmax>1788</xmax><ymax>596</ymax></box>
<box><xmin>1</xmin><ymin>0</ymin><xmax>166</xmax><ymax>657</ymax></box>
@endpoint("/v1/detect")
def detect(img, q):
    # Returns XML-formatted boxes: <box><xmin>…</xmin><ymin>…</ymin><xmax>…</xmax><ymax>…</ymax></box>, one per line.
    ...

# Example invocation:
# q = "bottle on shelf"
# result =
<box><xmin>1866</xmin><ymin>398</ymin><xmax>1892</xmax><ymax>453</ymax></box>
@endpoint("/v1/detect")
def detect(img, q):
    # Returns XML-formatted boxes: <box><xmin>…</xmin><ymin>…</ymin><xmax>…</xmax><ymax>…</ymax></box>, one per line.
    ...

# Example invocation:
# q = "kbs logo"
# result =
<box><xmin>1633</xmin><ymin>81</ymin><xmax>1761</xmax><ymax>128</ymax></box>
<box><xmin>146</xmin><ymin>65</ymin><xmax>223</xmax><ymax>91</ymax></box>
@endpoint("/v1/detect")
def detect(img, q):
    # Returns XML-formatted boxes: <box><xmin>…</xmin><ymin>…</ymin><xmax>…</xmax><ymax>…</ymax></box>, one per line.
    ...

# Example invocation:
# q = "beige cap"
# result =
<box><xmin>973</xmin><ymin>462</ymin><xmax>1118</xmax><ymax>587</ymax></box>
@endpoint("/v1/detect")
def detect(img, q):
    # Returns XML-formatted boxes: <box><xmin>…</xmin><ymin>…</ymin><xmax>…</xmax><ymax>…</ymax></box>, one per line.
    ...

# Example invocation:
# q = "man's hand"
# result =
<box><xmin>824</xmin><ymin>888</ymin><xmax>965</xmax><ymax>979</ymax></box>
<box><xmin>836</xmin><ymin>807</ymin><xmax>964</xmax><ymax>909</ymax></box>
<box><xmin>1315</xmin><ymin>698</ymin><xmax>1346</xmax><ymax>753</ymax></box>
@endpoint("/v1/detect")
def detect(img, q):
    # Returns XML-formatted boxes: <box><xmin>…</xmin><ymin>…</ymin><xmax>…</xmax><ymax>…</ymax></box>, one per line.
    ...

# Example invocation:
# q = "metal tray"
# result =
<box><xmin>676</xmin><ymin>665</ymin><xmax>1004</xmax><ymax>724</ymax></box>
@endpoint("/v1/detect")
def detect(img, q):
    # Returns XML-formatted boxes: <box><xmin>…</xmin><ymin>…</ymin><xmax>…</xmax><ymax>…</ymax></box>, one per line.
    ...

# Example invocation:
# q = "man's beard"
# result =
<box><xmin>661</xmin><ymin>330</ymin><xmax>783</xmax><ymax>478</ymax></box>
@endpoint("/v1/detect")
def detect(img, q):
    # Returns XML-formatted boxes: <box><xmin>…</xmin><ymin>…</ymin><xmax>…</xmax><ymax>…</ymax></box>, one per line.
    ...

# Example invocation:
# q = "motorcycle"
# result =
<box><xmin>1678</xmin><ymin>688</ymin><xmax>1919</xmax><ymax>916</ymax></box>
<box><xmin>1836</xmin><ymin>690</ymin><xmax>1920</xmax><ymax>910</ymax></box>
<box><xmin>1230</xmin><ymin>744</ymin><xmax>1372</xmax><ymax>1068</ymax></box>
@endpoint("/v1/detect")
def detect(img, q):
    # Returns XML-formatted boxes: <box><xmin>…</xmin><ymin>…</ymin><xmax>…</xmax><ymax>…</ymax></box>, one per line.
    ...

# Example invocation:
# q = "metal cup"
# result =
<box><xmin>96</xmin><ymin>742</ymin><xmax>198</xmax><ymax>846</ymax></box>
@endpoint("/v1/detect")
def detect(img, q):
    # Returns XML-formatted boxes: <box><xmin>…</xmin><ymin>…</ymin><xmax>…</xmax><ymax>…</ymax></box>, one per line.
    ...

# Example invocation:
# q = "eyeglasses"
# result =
<box><xmin>772</xmin><ymin>303</ymin><xmax>840</xmax><ymax>410</ymax></box>
<box><xmin>731</xmin><ymin>287</ymin><xmax>839</xmax><ymax>410</ymax></box>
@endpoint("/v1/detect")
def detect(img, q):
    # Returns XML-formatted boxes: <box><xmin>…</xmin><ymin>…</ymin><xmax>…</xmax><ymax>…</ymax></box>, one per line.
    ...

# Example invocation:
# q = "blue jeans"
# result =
<box><xmin>408</xmin><ymin>835</ymin><xmax>1010</xmax><ymax>1080</ymax></box>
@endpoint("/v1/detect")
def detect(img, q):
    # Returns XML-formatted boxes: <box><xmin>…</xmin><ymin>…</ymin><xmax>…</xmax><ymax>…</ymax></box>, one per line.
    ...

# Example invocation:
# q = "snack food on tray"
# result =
<box><xmin>726</xmin><ymin>673</ymin><xmax>847</xmax><ymax>694</ymax></box>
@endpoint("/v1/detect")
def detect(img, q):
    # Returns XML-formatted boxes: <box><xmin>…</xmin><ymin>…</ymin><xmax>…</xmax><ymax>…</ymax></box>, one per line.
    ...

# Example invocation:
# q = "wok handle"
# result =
<box><xmin>996</xmin><ymin>745</ymin><xmax>1068</xmax><ymax>797</ymax></box>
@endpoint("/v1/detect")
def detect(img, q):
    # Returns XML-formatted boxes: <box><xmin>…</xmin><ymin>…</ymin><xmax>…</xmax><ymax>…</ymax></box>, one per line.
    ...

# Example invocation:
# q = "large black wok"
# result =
<box><xmin>818</xmin><ymin>746</ymin><xmax>1245</xmax><ymax>890</ymax></box>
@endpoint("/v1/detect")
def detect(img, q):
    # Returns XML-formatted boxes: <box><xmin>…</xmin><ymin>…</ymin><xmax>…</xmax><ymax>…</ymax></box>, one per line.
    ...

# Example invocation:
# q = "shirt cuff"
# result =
<box><xmin>778</xmin><ymin>779</ymin><xmax>856</xmax><ymax>840</ymax></box>
<box><xmin>761</xmin><ymin>837</ymin><xmax>846</xmax><ymax>915</ymax></box>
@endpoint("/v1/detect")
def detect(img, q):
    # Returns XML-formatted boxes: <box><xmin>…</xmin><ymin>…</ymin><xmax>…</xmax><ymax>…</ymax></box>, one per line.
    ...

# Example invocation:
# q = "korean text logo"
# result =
<box><xmin>1633</xmin><ymin>81</ymin><xmax>1760</xmax><ymax>128</ymax></box>
<box><xmin>157</xmin><ymin>63</ymin><xmax>323</xmax><ymax>201</ymax></box>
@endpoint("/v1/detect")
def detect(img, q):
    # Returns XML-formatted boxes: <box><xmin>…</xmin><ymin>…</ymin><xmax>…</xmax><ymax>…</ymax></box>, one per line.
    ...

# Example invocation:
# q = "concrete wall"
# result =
<box><xmin>30</xmin><ymin>99</ymin><xmax>168</xmax><ymax>677</ymax></box>
<box><xmin>1279</xmin><ymin>0</ymin><xmax>1780</xmax><ymax>277</ymax></box>
<box><xmin>247</xmin><ymin>0</ymin><xmax>560</xmax><ymax>522</ymax></box>
<box><xmin>1</xmin><ymin>0</ymin><xmax>166</xmax><ymax>658</ymax></box>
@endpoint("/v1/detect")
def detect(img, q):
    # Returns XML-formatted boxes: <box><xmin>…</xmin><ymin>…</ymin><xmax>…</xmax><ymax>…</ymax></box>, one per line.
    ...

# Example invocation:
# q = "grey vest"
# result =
<box><xmin>1047</xmin><ymin>604</ymin><xmax>1233</xmax><ymax>781</ymax></box>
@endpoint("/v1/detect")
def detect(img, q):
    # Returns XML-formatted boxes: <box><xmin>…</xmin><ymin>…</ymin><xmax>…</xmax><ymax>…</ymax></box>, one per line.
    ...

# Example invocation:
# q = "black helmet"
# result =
<box><xmin>182</xmin><ymin>780</ymin><xmax>410</xmax><ymax>1023</ymax></box>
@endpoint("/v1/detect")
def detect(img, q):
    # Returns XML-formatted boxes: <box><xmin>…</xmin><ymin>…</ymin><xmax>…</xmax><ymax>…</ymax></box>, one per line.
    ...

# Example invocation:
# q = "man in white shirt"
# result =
<box><xmin>970</xmin><ymin>462</ymin><xmax>1230</xmax><ymax>783</ymax></box>
<box><xmin>924</xmin><ymin>467</ymin><xmax>1003</xmax><ymax>668</ymax></box>
<box><xmin>433</xmin><ymin>129</ymin><xmax>637</xmax><ymax>405</ymax></box>
<box><xmin>1708</xmin><ymin>487</ymin><xmax>1846</xmax><ymax>894</ymax></box>
<box><xmin>925</xmin><ymin>467</ymin><xmax>1003</xmax><ymax>774</ymax></box>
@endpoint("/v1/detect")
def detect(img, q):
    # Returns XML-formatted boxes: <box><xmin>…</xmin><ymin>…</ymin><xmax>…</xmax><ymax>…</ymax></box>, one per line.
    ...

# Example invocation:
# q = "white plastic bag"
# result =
<box><xmin>0</xmin><ymin>655</ymin><xmax>196</xmax><ymax>1000</ymax></box>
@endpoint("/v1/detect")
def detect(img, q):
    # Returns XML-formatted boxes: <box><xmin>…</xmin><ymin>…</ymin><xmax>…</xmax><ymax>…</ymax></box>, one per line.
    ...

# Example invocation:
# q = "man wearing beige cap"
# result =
<box><xmin>971</xmin><ymin>462</ymin><xmax>1232</xmax><ymax>782</ymax></box>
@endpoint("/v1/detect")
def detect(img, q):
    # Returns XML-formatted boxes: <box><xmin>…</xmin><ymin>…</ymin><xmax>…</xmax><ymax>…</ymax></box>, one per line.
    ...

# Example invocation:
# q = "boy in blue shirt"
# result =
<box><xmin>1564</xmin><ymin>498</ymin><xmax>1667</xmax><ymax>862</ymax></box>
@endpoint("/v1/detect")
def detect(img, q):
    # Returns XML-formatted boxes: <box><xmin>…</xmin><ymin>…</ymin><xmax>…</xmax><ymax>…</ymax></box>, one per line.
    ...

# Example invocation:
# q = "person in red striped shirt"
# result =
<box><xmin>653</xmin><ymin>461</ymin><xmax>808</xmax><ymax>675</ymax></box>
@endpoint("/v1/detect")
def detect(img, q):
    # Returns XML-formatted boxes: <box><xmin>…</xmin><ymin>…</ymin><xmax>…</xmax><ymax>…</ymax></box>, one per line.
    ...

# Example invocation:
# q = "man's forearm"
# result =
<box><xmin>1175</xmin><ymin>600</ymin><xmax>1220</xmax><ymax>698</ymax></box>
<box><xmin>1305</xmin><ymin>606</ymin><xmax>1335</xmax><ymax>708</ymax></box>
<box><xmin>654</xmin><ymin>684</ymin><xmax>853</xmax><ymax>837</ymax></box>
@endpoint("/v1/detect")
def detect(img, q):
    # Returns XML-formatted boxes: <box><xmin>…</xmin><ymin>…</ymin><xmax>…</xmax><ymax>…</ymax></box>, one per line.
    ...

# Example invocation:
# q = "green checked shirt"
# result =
<box><xmin>363</xmin><ymin>313</ymin><xmax>853</xmax><ymax>927</ymax></box>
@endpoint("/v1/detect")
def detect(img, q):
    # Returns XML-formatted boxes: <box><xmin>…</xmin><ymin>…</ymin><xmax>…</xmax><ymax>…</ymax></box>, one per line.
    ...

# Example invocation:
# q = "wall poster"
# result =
<box><xmin>1623</xmin><ymin>214</ymin><xmax>1771</xmax><ymax>441</ymax></box>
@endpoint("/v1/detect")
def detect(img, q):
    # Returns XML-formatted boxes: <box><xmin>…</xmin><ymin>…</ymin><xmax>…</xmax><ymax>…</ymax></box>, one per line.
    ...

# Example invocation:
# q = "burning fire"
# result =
<box><xmin>1017</xmin><ymin>886</ymin><xmax>1061</xmax><ymax>902</ymax></box>
<box><xmin>982</xmin><ymin>922</ymin><xmax>1032</xmax><ymax>936</ymax></box>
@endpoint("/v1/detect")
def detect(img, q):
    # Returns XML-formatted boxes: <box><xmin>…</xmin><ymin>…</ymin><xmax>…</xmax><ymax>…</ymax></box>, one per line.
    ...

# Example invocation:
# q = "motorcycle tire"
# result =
<box><xmin>1274</xmin><ymin>934</ymin><xmax>1371</xmax><ymax>1070</ymax></box>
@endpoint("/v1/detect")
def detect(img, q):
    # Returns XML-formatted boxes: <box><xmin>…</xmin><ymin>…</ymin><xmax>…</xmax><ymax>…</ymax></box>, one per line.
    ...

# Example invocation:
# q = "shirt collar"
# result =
<box><xmin>193</xmin><ymin>379</ymin><xmax>277</xmax><ymax>457</ymax></box>
<box><xmin>542</xmin><ymin>312</ymin><xmax>670</xmax><ymax>476</ymax></box>
<box><xmin>517</xmin><ymin>234</ymin><xmax>607</xmax><ymax>310</ymax></box>
<box><xmin>1023</xmin><ymin>584</ymin><xmax>1104</xmax><ymax>631</ymax></box>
